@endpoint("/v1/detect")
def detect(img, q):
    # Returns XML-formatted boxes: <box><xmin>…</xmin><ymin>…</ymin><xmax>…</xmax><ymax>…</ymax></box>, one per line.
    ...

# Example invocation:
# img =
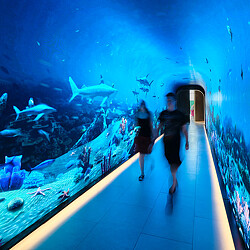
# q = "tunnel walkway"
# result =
<box><xmin>12</xmin><ymin>122</ymin><xmax>235</xmax><ymax>250</ymax></box>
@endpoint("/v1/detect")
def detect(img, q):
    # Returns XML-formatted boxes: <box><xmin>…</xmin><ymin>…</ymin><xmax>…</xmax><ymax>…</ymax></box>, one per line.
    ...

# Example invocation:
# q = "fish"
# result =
<box><xmin>28</xmin><ymin>159</ymin><xmax>55</xmax><ymax>173</ymax></box>
<box><xmin>72</xmin><ymin>116</ymin><xmax>79</xmax><ymax>120</ymax></box>
<box><xmin>13</xmin><ymin>104</ymin><xmax>56</xmax><ymax>121</ymax></box>
<box><xmin>227</xmin><ymin>25</ymin><xmax>233</xmax><ymax>42</ymax></box>
<box><xmin>99</xmin><ymin>75</ymin><xmax>105</xmax><ymax>84</ymax></box>
<box><xmin>227</xmin><ymin>69</ymin><xmax>232</xmax><ymax>76</ymax></box>
<box><xmin>68</xmin><ymin>76</ymin><xmax>118</xmax><ymax>104</ymax></box>
<box><xmin>0</xmin><ymin>128</ymin><xmax>22</xmax><ymax>137</ymax></box>
<box><xmin>75</xmin><ymin>29</ymin><xmax>80</xmax><ymax>32</ymax></box>
<box><xmin>39</xmin><ymin>83</ymin><xmax>50</xmax><ymax>88</ymax></box>
<box><xmin>54</xmin><ymin>88</ymin><xmax>62</xmax><ymax>92</ymax></box>
<box><xmin>0</xmin><ymin>66</ymin><xmax>9</xmax><ymax>75</ymax></box>
<box><xmin>139</xmin><ymin>87</ymin><xmax>149</xmax><ymax>93</ymax></box>
<box><xmin>241</xmin><ymin>65</ymin><xmax>243</xmax><ymax>80</ymax></box>
<box><xmin>65</xmin><ymin>160</ymin><xmax>75</xmax><ymax>169</ymax></box>
<box><xmin>81</xmin><ymin>125</ymin><xmax>86</xmax><ymax>133</ymax></box>
<box><xmin>160</xmin><ymin>83</ymin><xmax>164</xmax><ymax>87</ymax></box>
<box><xmin>0</xmin><ymin>93</ymin><xmax>7</xmax><ymax>104</ymax></box>
<box><xmin>84</xmin><ymin>167</ymin><xmax>91</xmax><ymax>176</ymax></box>
<box><xmin>28</xmin><ymin>97</ymin><xmax>34</xmax><ymax>107</ymax></box>
<box><xmin>39</xmin><ymin>59</ymin><xmax>52</xmax><ymax>67</ymax></box>
<box><xmin>132</xmin><ymin>90</ymin><xmax>139</xmax><ymax>96</ymax></box>
<box><xmin>36</xmin><ymin>41</ymin><xmax>41</xmax><ymax>46</ymax></box>
<box><xmin>136</xmin><ymin>74</ymin><xmax>154</xmax><ymax>87</ymax></box>
<box><xmin>38</xmin><ymin>129</ymin><xmax>50</xmax><ymax>142</ymax></box>
<box><xmin>205</xmin><ymin>58</ymin><xmax>209</xmax><ymax>64</ymax></box>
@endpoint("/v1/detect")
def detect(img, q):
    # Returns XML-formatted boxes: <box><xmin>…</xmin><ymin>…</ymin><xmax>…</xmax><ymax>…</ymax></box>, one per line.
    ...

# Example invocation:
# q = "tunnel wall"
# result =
<box><xmin>197</xmin><ymin>2</ymin><xmax>250</xmax><ymax>246</ymax></box>
<box><xmin>0</xmin><ymin>0</ymin><xmax>249</xmax><ymax>248</ymax></box>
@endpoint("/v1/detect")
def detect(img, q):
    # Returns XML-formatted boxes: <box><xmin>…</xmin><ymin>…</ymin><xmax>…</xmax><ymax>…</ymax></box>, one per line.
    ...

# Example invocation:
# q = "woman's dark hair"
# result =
<box><xmin>166</xmin><ymin>92</ymin><xmax>176</xmax><ymax>100</ymax></box>
<box><xmin>139</xmin><ymin>100</ymin><xmax>150</xmax><ymax>114</ymax></box>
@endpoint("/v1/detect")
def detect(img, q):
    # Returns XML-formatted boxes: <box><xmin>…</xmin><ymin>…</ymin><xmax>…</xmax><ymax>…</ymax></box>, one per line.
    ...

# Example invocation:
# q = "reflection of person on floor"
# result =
<box><xmin>134</xmin><ymin>100</ymin><xmax>153</xmax><ymax>181</ymax></box>
<box><xmin>158</xmin><ymin>93</ymin><xmax>189</xmax><ymax>194</ymax></box>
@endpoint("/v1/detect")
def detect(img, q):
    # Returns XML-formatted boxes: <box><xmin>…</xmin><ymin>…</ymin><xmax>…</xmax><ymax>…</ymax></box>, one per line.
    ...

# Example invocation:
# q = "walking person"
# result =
<box><xmin>134</xmin><ymin>100</ymin><xmax>154</xmax><ymax>181</ymax></box>
<box><xmin>158</xmin><ymin>93</ymin><xmax>189</xmax><ymax>194</ymax></box>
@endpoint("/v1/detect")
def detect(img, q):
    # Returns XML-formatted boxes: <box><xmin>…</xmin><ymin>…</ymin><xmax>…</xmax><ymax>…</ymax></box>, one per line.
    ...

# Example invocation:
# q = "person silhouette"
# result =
<box><xmin>134</xmin><ymin>100</ymin><xmax>154</xmax><ymax>181</ymax></box>
<box><xmin>158</xmin><ymin>93</ymin><xmax>189</xmax><ymax>194</ymax></box>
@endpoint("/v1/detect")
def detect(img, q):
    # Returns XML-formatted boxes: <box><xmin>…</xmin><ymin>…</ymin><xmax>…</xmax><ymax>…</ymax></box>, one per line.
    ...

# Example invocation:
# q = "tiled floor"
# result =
<box><xmin>15</xmin><ymin>123</ymin><xmax>235</xmax><ymax>250</ymax></box>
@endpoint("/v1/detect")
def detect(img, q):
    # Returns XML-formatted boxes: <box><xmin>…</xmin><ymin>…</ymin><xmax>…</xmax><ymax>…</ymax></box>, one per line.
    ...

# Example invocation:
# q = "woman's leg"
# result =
<box><xmin>139</xmin><ymin>153</ymin><xmax>145</xmax><ymax>176</ymax></box>
<box><xmin>169</xmin><ymin>164</ymin><xmax>179</xmax><ymax>193</ymax></box>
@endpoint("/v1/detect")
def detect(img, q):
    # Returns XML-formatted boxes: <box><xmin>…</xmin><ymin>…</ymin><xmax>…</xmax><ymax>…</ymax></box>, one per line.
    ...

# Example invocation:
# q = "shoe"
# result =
<box><xmin>139</xmin><ymin>175</ymin><xmax>145</xmax><ymax>181</ymax></box>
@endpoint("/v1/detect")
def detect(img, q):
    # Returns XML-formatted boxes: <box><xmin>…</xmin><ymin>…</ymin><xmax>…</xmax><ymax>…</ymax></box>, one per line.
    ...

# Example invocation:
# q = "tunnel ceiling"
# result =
<box><xmin>0</xmin><ymin>0</ymin><xmax>249</xmax><ymax>104</ymax></box>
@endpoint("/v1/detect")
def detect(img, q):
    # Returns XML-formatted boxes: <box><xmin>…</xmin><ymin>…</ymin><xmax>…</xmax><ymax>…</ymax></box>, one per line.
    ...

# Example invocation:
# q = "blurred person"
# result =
<box><xmin>158</xmin><ymin>93</ymin><xmax>189</xmax><ymax>194</ymax></box>
<box><xmin>134</xmin><ymin>100</ymin><xmax>154</xmax><ymax>181</ymax></box>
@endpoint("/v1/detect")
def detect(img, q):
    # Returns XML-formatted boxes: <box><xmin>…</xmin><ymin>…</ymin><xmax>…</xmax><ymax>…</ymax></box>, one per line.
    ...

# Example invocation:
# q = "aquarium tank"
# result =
<box><xmin>0</xmin><ymin>0</ymin><xmax>249</xmax><ymax>248</ymax></box>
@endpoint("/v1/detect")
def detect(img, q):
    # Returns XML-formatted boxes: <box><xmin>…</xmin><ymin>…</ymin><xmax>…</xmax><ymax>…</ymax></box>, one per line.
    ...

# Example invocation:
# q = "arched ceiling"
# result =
<box><xmin>0</xmin><ymin>0</ymin><xmax>249</xmax><ymax>106</ymax></box>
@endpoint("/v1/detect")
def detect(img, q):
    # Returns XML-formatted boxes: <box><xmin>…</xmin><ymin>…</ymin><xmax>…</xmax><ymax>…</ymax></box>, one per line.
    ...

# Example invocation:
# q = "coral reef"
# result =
<box><xmin>22</xmin><ymin>172</ymin><xmax>45</xmax><ymax>189</ymax></box>
<box><xmin>74</xmin><ymin>172</ymin><xmax>84</xmax><ymax>184</ymax></box>
<box><xmin>119</xmin><ymin>117</ymin><xmax>127</xmax><ymax>135</ymax></box>
<box><xmin>0</xmin><ymin>156</ymin><xmax>26</xmax><ymax>192</ymax></box>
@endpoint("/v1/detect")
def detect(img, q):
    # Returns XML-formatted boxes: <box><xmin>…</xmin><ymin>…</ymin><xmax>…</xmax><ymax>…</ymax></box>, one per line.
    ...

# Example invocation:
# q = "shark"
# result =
<box><xmin>136</xmin><ymin>74</ymin><xmax>154</xmax><ymax>87</ymax></box>
<box><xmin>13</xmin><ymin>104</ymin><xmax>56</xmax><ymax>121</ymax></box>
<box><xmin>0</xmin><ymin>128</ymin><xmax>22</xmax><ymax>137</ymax></box>
<box><xmin>68</xmin><ymin>76</ymin><xmax>118</xmax><ymax>106</ymax></box>
<box><xmin>0</xmin><ymin>93</ymin><xmax>7</xmax><ymax>112</ymax></box>
<box><xmin>132</xmin><ymin>90</ymin><xmax>139</xmax><ymax>96</ymax></box>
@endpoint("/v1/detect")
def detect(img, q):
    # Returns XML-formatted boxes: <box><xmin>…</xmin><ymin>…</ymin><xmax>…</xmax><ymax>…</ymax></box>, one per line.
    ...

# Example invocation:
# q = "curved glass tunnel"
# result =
<box><xmin>0</xmin><ymin>0</ymin><xmax>249</xmax><ymax>248</ymax></box>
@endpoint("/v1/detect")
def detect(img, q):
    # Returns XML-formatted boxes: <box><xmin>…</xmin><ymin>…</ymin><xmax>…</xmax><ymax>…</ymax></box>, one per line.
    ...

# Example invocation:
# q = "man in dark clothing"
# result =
<box><xmin>158</xmin><ymin>93</ymin><xmax>189</xmax><ymax>194</ymax></box>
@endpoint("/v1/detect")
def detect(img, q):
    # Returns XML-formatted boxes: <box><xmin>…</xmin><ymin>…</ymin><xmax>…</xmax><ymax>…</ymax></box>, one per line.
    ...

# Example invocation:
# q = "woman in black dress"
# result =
<box><xmin>134</xmin><ymin>100</ymin><xmax>153</xmax><ymax>181</ymax></box>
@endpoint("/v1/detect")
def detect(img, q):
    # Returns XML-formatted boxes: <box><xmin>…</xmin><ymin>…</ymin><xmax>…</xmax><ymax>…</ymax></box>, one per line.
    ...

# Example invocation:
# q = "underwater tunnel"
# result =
<box><xmin>0</xmin><ymin>0</ymin><xmax>249</xmax><ymax>249</ymax></box>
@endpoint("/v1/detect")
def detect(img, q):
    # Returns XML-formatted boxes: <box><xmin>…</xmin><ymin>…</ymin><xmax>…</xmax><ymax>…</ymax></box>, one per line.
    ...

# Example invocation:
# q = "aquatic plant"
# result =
<box><xmin>78</xmin><ymin>146</ymin><xmax>92</xmax><ymax>173</ymax></box>
<box><xmin>101</xmin><ymin>149</ymin><xmax>112</xmax><ymax>175</ymax></box>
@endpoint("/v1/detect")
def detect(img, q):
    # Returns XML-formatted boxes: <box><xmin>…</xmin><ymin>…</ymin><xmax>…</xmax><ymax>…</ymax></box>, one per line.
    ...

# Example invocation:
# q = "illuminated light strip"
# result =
<box><xmin>11</xmin><ymin>135</ymin><xmax>163</xmax><ymax>250</ymax></box>
<box><xmin>203</xmin><ymin>126</ymin><xmax>235</xmax><ymax>249</ymax></box>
